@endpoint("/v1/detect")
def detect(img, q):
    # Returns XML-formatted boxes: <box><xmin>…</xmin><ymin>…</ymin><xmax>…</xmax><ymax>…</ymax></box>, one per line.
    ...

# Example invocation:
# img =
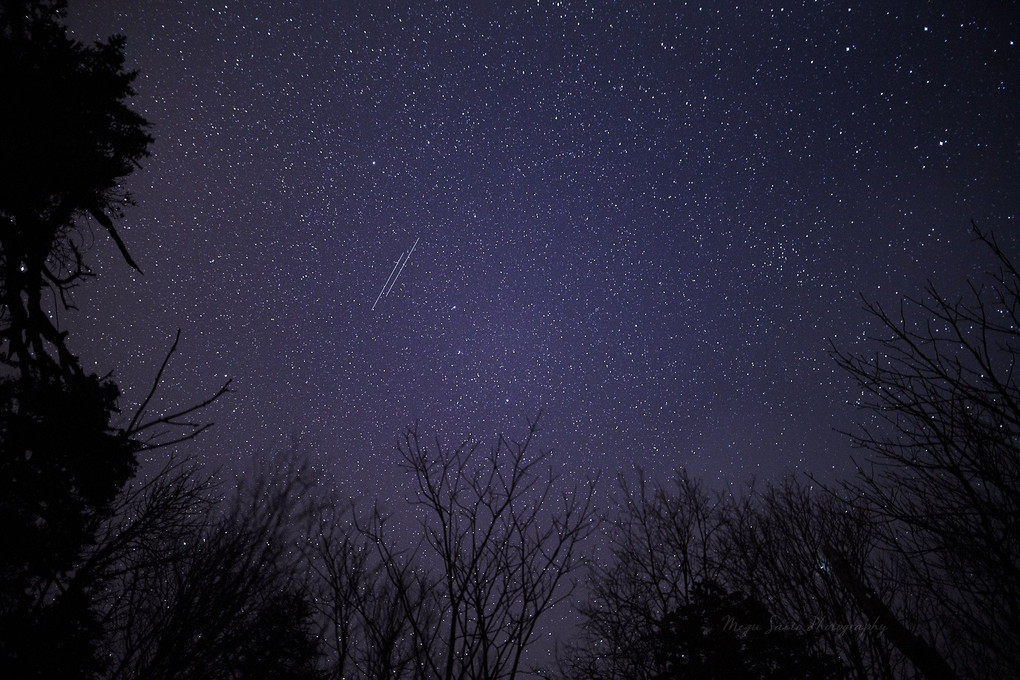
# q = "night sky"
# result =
<box><xmin>64</xmin><ymin>1</ymin><xmax>1018</xmax><ymax>500</ymax></box>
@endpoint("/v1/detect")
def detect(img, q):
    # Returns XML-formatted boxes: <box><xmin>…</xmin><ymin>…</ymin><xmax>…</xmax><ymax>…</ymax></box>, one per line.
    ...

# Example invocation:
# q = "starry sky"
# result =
<box><xmin>64</xmin><ymin>1</ymin><xmax>1018</xmax><ymax>498</ymax></box>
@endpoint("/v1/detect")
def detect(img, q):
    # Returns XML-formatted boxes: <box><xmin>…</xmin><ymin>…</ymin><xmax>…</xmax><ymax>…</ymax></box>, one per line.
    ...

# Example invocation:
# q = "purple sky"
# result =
<box><xmin>65</xmin><ymin>1</ymin><xmax>1018</xmax><ymax>502</ymax></box>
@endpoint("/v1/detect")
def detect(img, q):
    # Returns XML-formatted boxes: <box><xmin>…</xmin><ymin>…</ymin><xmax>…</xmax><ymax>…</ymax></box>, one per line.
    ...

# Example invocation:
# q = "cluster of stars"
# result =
<box><xmin>66</xmin><ymin>1</ymin><xmax>1017</xmax><ymax>495</ymax></box>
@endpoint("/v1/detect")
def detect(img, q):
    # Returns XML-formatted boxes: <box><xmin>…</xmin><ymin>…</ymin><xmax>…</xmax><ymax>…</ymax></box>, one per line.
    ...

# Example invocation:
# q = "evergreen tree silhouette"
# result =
<box><xmin>0</xmin><ymin>1</ymin><xmax>151</xmax><ymax>675</ymax></box>
<box><xmin>652</xmin><ymin>580</ymin><xmax>842</xmax><ymax>680</ymax></box>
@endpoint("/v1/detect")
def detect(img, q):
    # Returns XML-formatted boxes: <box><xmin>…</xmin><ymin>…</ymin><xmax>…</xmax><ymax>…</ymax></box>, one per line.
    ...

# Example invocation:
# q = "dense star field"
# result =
<box><xmin>65</xmin><ymin>1</ymin><xmax>1018</xmax><ymax>496</ymax></box>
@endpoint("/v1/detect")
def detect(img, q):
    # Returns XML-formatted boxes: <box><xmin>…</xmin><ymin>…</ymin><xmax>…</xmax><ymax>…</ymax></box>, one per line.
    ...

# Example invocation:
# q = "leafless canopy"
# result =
<box><xmin>832</xmin><ymin>224</ymin><xmax>1020</xmax><ymax>679</ymax></box>
<box><xmin>311</xmin><ymin>415</ymin><xmax>599</xmax><ymax>680</ymax></box>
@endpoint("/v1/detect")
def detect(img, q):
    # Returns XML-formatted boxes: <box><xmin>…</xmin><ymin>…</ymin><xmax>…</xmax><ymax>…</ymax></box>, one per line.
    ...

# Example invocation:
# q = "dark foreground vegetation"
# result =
<box><xmin>2</xmin><ymin>2</ymin><xmax>1017</xmax><ymax>678</ymax></box>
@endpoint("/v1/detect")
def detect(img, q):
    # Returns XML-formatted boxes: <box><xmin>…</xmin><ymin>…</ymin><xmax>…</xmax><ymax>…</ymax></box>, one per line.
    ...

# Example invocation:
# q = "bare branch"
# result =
<box><xmin>125</xmin><ymin>330</ymin><xmax>231</xmax><ymax>451</ymax></box>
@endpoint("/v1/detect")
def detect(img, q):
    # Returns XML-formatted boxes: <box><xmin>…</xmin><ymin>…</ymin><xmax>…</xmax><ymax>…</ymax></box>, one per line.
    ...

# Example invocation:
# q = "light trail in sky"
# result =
<box><xmin>371</xmin><ymin>237</ymin><xmax>420</xmax><ymax>310</ymax></box>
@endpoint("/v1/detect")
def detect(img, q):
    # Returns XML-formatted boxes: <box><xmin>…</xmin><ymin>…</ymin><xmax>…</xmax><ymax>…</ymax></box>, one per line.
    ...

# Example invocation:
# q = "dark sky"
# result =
<box><xmin>66</xmin><ymin>1</ymin><xmax>1018</xmax><ymax>499</ymax></box>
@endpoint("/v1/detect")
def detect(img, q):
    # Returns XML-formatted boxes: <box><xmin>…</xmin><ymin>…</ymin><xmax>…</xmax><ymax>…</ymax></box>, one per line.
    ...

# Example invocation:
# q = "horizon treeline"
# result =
<box><xmin>1</xmin><ymin>2</ymin><xmax>1017</xmax><ymax>679</ymax></box>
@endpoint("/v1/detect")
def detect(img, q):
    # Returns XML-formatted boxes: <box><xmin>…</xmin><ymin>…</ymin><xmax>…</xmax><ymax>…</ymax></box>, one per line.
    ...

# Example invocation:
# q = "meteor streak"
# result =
<box><xmin>371</xmin><ymin>237</ymin><xmax>420</xmax><ymax>310</ymax></box>
<box><xmin>372</xmin><ymin>255</ymin><xmax>403</xmax><ymax>311</ymax></box>
<box><xmin>387</xmin><ymin>237</ymin><xmax>418</xmax><ymax>297</ymax></box>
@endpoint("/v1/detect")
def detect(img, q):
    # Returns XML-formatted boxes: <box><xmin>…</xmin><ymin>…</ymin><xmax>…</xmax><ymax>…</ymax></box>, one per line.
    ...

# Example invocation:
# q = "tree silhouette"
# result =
<box><xmin>309</xmin><ymin>500</ymin><xmax>431</xmax><ymax>680</ymax></box>
<box><xmin>1</xmin><ymin>0</ymin><xmax>152</xmax><ymax>377</ymax></box>
<box><xmin>829</xmin><ymin>224</ymin><xmax>1020</xmax><ymax>679</ymax></box>
<box><xmin>94</xmin><ymin>458</ymin><xmax>324</xmax><ymax>680</ymax></box>
<box><xmin>652</xmin><ymin>580</ymin><xmax>842</xmax><ymax>680</ymax></box>
<box><xmin>720</xmin><ymin>479</ymin><xmax>903</xmax><ymax>680</ymax></box>
<box><xmin>0</xmin><ymin>3</ymin><xmax>226</xmax><ymax>676</ymax></box>
<box><xmin>558</xmin><ymin>470</ymin><xmax>733</xmax><ymax>680</ymax></box>
<box><xmin>0</xmin><ymin>370</ymin><xmax>140</xmax><ymax>677</ymax></box>
<box><xmin>559</xmin><ymin>466</ymin><xmax>908</xmax><ymax>680</ymax></box>
<box><xmin>352</xmin><ymin>415</ymin><xmax>595</xmax><ymax>680</ymax></box>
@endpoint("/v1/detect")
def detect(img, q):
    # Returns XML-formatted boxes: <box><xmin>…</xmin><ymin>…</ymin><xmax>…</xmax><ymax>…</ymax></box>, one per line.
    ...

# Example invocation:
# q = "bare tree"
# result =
<box><xmin>720</xmin><ymin>478</ymin><xmax>908</xmax><ymax>680</ymax></box>
<box><xmin>358</xmin><ymin>415</ymin><xmax>599</xmax><ymax>680</ymax></box>
<box><xmin>92</xmin><ymin>456</ymin><xmax>324</xmax><ymax>680</ymax></box>
<box><xmin>831</xmin><ymin>224</ymin><xmax>1020</xmax><ymax>679</ymax></box>
<box><xmin>308</xmin><ymin>500</ymin><xmax>432</xmax><ymax>680</ymax></box>
<box><xmin>124</xmin><ymin>329</ymin><xmax>231</xmax><ymax>453</ymax></box>
<box><xmin>308</xmin><ymin>503</ymin><xmax>372</xmax><ymax>680</ymax></box>
<box><xmin>558</xmin><ymin>469</ymin><xmax>733</xmax><ymax>680</ymax></box>
<box><xmin>89</xmin><ymin>457</ymin><xmax>219</xmax><ymax>680</ymax></box>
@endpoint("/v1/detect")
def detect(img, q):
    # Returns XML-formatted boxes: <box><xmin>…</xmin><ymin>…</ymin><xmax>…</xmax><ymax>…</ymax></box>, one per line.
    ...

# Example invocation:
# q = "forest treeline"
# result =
<box><xmin>2</xmin><ymin>2</ymin><xmax>1018</xmax><ymax>679</ymax></box>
